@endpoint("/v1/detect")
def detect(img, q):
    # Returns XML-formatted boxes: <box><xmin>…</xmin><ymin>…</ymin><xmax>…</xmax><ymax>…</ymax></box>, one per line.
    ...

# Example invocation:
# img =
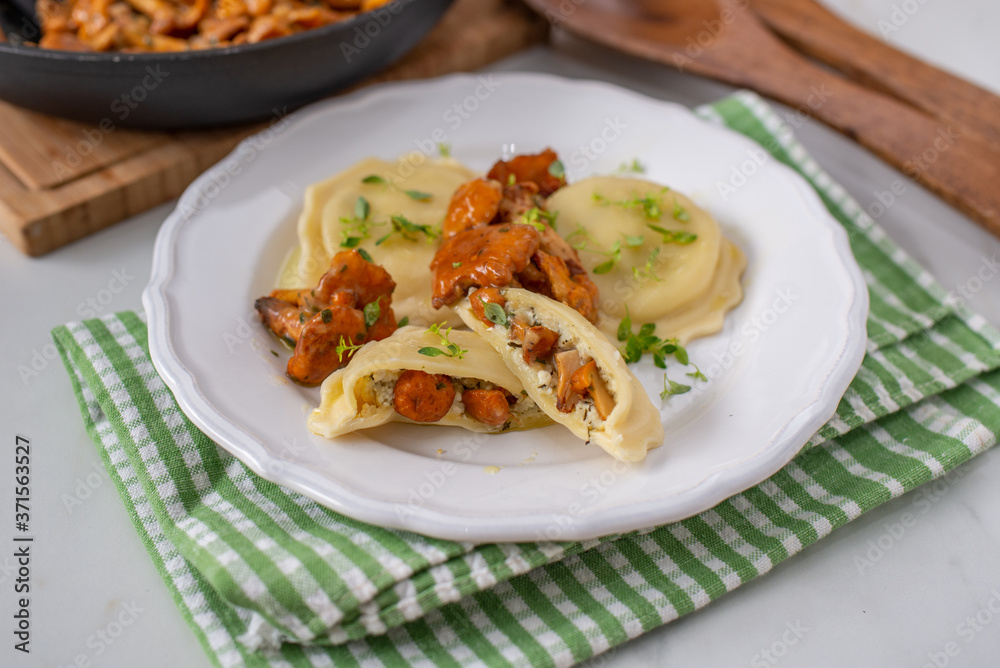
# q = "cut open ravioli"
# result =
<box><xmin>457</xmin><ymin>288</ymin><xmax>664</xmax><ymax>462</ymax></box>
<box><xmin>309</xmin><ymin>326</ymin><xmax>552</xmax><ymax>437</ymax></box>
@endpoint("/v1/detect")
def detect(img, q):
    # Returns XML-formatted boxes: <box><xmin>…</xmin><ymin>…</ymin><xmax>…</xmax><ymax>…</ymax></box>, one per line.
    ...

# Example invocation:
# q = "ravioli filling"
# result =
<box><xmin>469</xmin><ymin>288</ymin><xmax>617</xmax><ymax>432</ymax></box>
<box><xmin>356</xmin><ymin>368</ymin><xmax>545</xmax><ymax>432</ymax></box>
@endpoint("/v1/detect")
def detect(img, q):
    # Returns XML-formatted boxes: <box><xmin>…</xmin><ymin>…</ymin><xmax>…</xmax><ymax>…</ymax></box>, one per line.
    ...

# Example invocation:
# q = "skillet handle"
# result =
<box><xmin>751</xmin><ymin>0</ymin><xmax>1000</xmax><ymax>149</ymax></box>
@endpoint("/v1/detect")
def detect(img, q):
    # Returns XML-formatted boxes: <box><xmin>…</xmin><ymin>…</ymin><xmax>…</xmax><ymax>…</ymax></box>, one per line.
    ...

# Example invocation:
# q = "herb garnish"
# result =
<box><xmin>518</xmin><ymin>207</ymin><xmax>558</xmax><ymax>232</ymax></box>
<box><xmin>335</xmin><ymin>336</ymin><xmax>364</xmax><ymax>362</ymax></box>
<box><xmin>672</xmin><ymin>197</ymin><xmax>690</xmax><ymax>222</ymax></box>
<box><xmin>647</xmin><ymin>225</ymin><xmax>697</xmax><ymax>245</ymax></box>
<box><xmin>418</xmin><ymin>323</ymin><xmax>468</xmax><ymax>359</ymax></box>
<box><xmin>363</xmin><ymin>301</ymin><xmax>381</xmax><ymax>328</ymax></box>
<box><xmin>437</xmin><ymin>143</ymin><xmax>451</xmax><ymax>158</ymax></box>
<box><xmin>660</xmin><ymin>374</ymin><xmax>692</xmax><ymax>398</ymax></box>
<box><xmin>356</xmin><ymin>248</ymin><xmax>373</xmax><ymax>263</ymax></box>
<box><xmin>361</xmin><ymin>174</ymin><xmax>432</xmax><ymax>202</ymax></box>
<box><xmin>481</xmin><ymin>298</ymin><xmax>509</xmax><ymax>328</ymax></box>
<box><xmin>575</xmin><ymin>234</ymin><xmax>644</xmax><ymax>275</ymax></box>
<box><xmin>339</xmin><ymin>196</ymin><xmax>379</xmax><ymax>248</ymax></box>
<box><xmin>616</xmin><ymin>158</ymin><xmax>646</xmax><ymax>174</ymax></box>
<box><xmin>593</xmin><ymin>187</ymin><xmax>669</xmax><ymax>220</ymax></box>
<box><xmin>686</xmin><ymin>364</ymin><xmax>708</xmax><ymax>382</ymax></box>
<box><xmin>548</xmin><ymin>159</ymin><xmax>566</xmax><ymax>179</ymax></box>
<box><xmin>632</xmin><ymin>247</ymin><xmax>662</xmax><ymax>282</ymax></box>
<box><xmin>397</xmin><ymin>315</ymin><xmax>409</xmax><ymax>328</ymax></box>
<box><xmin>617</xmin><ymin>307</ymin><xmax>688</xmax><ymax>368</ymax></box>
<box><xmin>375</xmin><ymin>215</ymin><xmax>438</xmax><ymax>245</ymax></box>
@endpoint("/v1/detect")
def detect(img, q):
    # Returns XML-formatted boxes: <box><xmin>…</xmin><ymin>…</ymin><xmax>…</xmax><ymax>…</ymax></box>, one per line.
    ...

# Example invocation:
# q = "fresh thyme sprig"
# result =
<box><xmin>418</xmin><ymin>323</ymin><xmax>468</xmax><ymax>359</ymax></box>
<box><xmin>335</xmin><ymin>336</ymin><xmax>365</xmax><ymax>362</ymax></box>
<box><xmin>660</xmin><ymin>373</ymin><xmax>691</xmax><ymax>398</ymax></box>
<box><xmin>517</xmin><ymin>207</ymin><xmax>559</xmax><ymax>232</ymax></box>
<box><xmin>361</xmin><ymin>174</ymin><xmax>432</xmax><ymax>202</ymax></box>
<box><xmin>632</xmin><ymin>247</ymin><xmax>662</xmax><ymax>282</ymax></box>
<box><xmin>617</xmin><ymin>307</ymin><xmax>688</xmax><ymax>368</ymax></box>
<box><xmin>672</xmin><ymin>197</ymin><xmax>690</xmax><ymax>222</ymax></box>
<box><xmin>572</xmin><ymin>233</ymin><xmax>645</xmax><ymax>275</ymax></box>
<box><xmin>339</xmin><ymin>196</ymin><xmax>383</xmax><ymax>248</ymax></box>
<box><xmin>647</xmin><ymin>225</ymin><xmax>697</xmax><ymax>245</ymax></box>
<box><xmin>593</xmin><ymin>187</ymin><xmax>669</xmax><ymax>220</ymax></box>
<box><xmin>616</xmin><ymin>158</ymin><xmax>646</xmax><ymax>174</ymax></box>
<box><xmin>375</xmin><ymin>215</ymin><xmax>438</xmax><ymax>246</ymax></box>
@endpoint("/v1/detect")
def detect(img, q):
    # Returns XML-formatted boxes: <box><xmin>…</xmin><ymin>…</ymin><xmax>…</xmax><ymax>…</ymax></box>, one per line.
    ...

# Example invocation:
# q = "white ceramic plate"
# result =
<box><xmin>144</xmin><ymin>73</ymin><xmax>868</xmax><ymax>542</ymax></box>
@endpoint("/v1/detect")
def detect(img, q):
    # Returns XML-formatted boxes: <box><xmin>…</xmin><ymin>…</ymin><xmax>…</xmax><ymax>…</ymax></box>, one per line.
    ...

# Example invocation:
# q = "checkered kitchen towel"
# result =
<box><xmin>53</xmin><ymin>92</ymin><xmax>1000</xmax><ymax>667</ymax></box>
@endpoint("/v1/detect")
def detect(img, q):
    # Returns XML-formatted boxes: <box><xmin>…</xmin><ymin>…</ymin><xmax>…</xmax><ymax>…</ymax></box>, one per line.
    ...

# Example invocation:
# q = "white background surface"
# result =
<box><xmin>2</xmin><ymin>1</ymin><xmax>999</xmax><ymax>666</ymax></box>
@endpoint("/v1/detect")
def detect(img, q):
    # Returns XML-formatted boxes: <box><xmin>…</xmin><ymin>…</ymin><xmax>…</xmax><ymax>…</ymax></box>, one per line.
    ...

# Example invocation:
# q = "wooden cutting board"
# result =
<box><xmin>0</xmin><ymin>0</ymin><xmax>547</xmax><ymax>256</ymax></box>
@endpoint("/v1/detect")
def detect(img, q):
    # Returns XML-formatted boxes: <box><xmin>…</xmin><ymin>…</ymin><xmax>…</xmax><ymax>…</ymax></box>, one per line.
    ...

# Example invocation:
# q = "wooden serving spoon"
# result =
<box><xmin>525</xmin><ymin>0</ymin><xmax>1000</xmax><ymax>238</ymax></box>
<box><xmin>752</xmin><ymin>0</ymin><xmax>1000</xmax><ymax>149</ymax></box>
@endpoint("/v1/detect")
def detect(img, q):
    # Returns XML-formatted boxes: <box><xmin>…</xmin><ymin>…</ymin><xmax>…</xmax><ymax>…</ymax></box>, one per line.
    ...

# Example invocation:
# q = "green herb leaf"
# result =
<box><xmin>686</xmin><ymin>364</ymin><xmax>707</xmax><ymax>382</ymax></box>
<box><xmin>451</xmin><ymin>261</ymin><xmax>462</xmax><ymax>268</ymax></box>
<box><xmin>299</xmin><ymin>312</ymin><xmax>306</xmax><ymax>324</ymax></box>
<box><xmin>616</xmin><ymin>158</ymin><xmax>646</xmax><ymax>174</ymax></box>
<box><xmin>548</xmin><ymin>159</ymin><xmax>565</xmax><ymax>179</ymax></box>
<box><xmin>363</xmin><ymin>301</ymin><xmax>381</xmax><ymax>328</ymax></box>
<box><xmin>482</xmin><ymin>300</ymin><xmax>509</xmax><ymax>328</ymax></box>
<box><xmin>424</xmin><ymin>322</ymin><xmax>468</xmax><ymax>359</ymax></box>
<box><xmin>594</xmin><ymin>187</ymin><xmax>669</xmax><ymax>220</ymax></box>
<box><xmin>377</xmin><ymin>214</ymin><xmax>439</xmax><ymax>245</ymax></box>
<box><xmin>673</xmin><ymin>197</ymin><xmax>690</xmax><ymax>222</ymax></box>
<box><xmin>437</xmin><ymin>143</ymin><xmax>451</xmax><ymax>157</ymax></box>
<box><xmin>341</xmin><ymin>236</ymin><xmax>362</xmax><ymax>248</ymax></box>
<box><xmin>397</xmin><ymin>315</ymin><xmax>409</xmax><ymax>328</ymax></box>
<box><xmin>335</xmin><ymin>336</ymin><xmax>364</xmax><ymax>362</ymax></box>
<box><xmin>632</xmin><ymin>247</ymin><xmax>662</xmax><ymax>282</ymax></box>
<box><xmin>519</xmin><ymin>207</ymin><xmax>556</xmax><ymax>232</ymax></box>
<box><xmin>593</xmin><ymin>258</ymin><xmax>616</xmax><ymax>274</ymax></box>
<box><xmin>321</xmin><ymin>308</ymin><xmax>332</xmax><ymax>324</ymax></box>
<box><xmin>647</xmin><ymin>225</ymin><xmax>697</xmax><ymax>245</ymax></box>
<box><xmin>354</xmin><ymin>196</ymin><xmax>370</xmax><ymax>222</ymax></box>
<box><xmin>616</xmin><ymin>307</ymin><xmax>632</xmax><ymax>342</ymax></box>
<box><xmin>623</xmin><ymin>234</ymin><xmax>645</xmax><ymax>248</ymax></box>
<box><xmin>270</xmin><ymin>350</ymin><xmax>279</xmax><ymax>357</ymax></box>
<box><xmin>356</xmin><ymin>248</ymin><xmax>373</xmax><ymax>263</ymax></box>
<box><xmin>617</xmin><ymin>318</ymin><xmax>697</xmax><ymax>374</ymax></box>
<box><xmin>674</xmin><ymin>344</ymin><xmax>689</xmax><ymax>366</ymax></box>
<box><xmin>404</xmin><ymin>189</ymin><xmax>432</xmax><ymax>202</ymax></box>
<box><xmin>418</xmin><ymin>346</ymin><xmax>446</xmax><ymax>357</ymax></box>
<box><xmin>362</xmin><ymin>174</ymin><xmax>387</xmax><ymax>185</ymax></box>
<box><xmin>660</xmin><ymin>374</ymin><xmax>691</xmax><ymax>399</ymax></box>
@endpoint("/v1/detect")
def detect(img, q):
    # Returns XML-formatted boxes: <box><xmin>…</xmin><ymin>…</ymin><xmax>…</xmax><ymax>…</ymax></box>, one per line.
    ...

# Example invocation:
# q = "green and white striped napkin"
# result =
<box><xmin>54</xmin><ymin>92</ymin><xmax>1000</xmax><ymax>668</ymax></box>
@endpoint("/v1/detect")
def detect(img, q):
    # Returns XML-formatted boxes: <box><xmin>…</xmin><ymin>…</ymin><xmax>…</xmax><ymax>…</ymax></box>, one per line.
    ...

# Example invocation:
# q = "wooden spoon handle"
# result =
<box><xmin>751</xmin><ymin>0</ymin><xmax>1000</xmax><ymax>148</ymax></box>
<box><xmin>703</xmin><ymin>32</ymin><xmax>1000</xmax><ymax>236</ymax></box>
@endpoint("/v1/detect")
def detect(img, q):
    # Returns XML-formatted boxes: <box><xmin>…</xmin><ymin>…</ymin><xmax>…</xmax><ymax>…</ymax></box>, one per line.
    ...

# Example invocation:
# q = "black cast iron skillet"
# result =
<box><xmin>0</xmin><ymin>0</ymin><xmax>453</xmax><ymax>128</ymax></box>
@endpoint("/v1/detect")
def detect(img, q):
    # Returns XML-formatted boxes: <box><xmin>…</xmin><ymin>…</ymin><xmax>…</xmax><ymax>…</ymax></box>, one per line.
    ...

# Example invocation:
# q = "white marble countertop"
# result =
<box><xmin>3</xmin><ymin>1</ymin><xmax>999</xmax><ymax>666</ymax></box>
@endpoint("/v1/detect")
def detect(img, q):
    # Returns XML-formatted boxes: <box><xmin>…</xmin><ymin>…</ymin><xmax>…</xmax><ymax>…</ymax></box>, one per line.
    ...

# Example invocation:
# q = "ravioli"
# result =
<box><xmin>308</xmin><ymin>326</ymin><xmax>553</xmax><ymax>438</ymax></box>
<box><xmin>545</xmin><ymin>176</ymin><xmax>745</xmax><ymax>342</ymax></box>
<box><xmin>456</xmin><ymin>288</ymin><xmax>664</xmax><ymax>462</ymax></box>
<box><xmin>278</xmin><ymin>155</ymin><xmax>475</xmax><ymax>328</ymax></box>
